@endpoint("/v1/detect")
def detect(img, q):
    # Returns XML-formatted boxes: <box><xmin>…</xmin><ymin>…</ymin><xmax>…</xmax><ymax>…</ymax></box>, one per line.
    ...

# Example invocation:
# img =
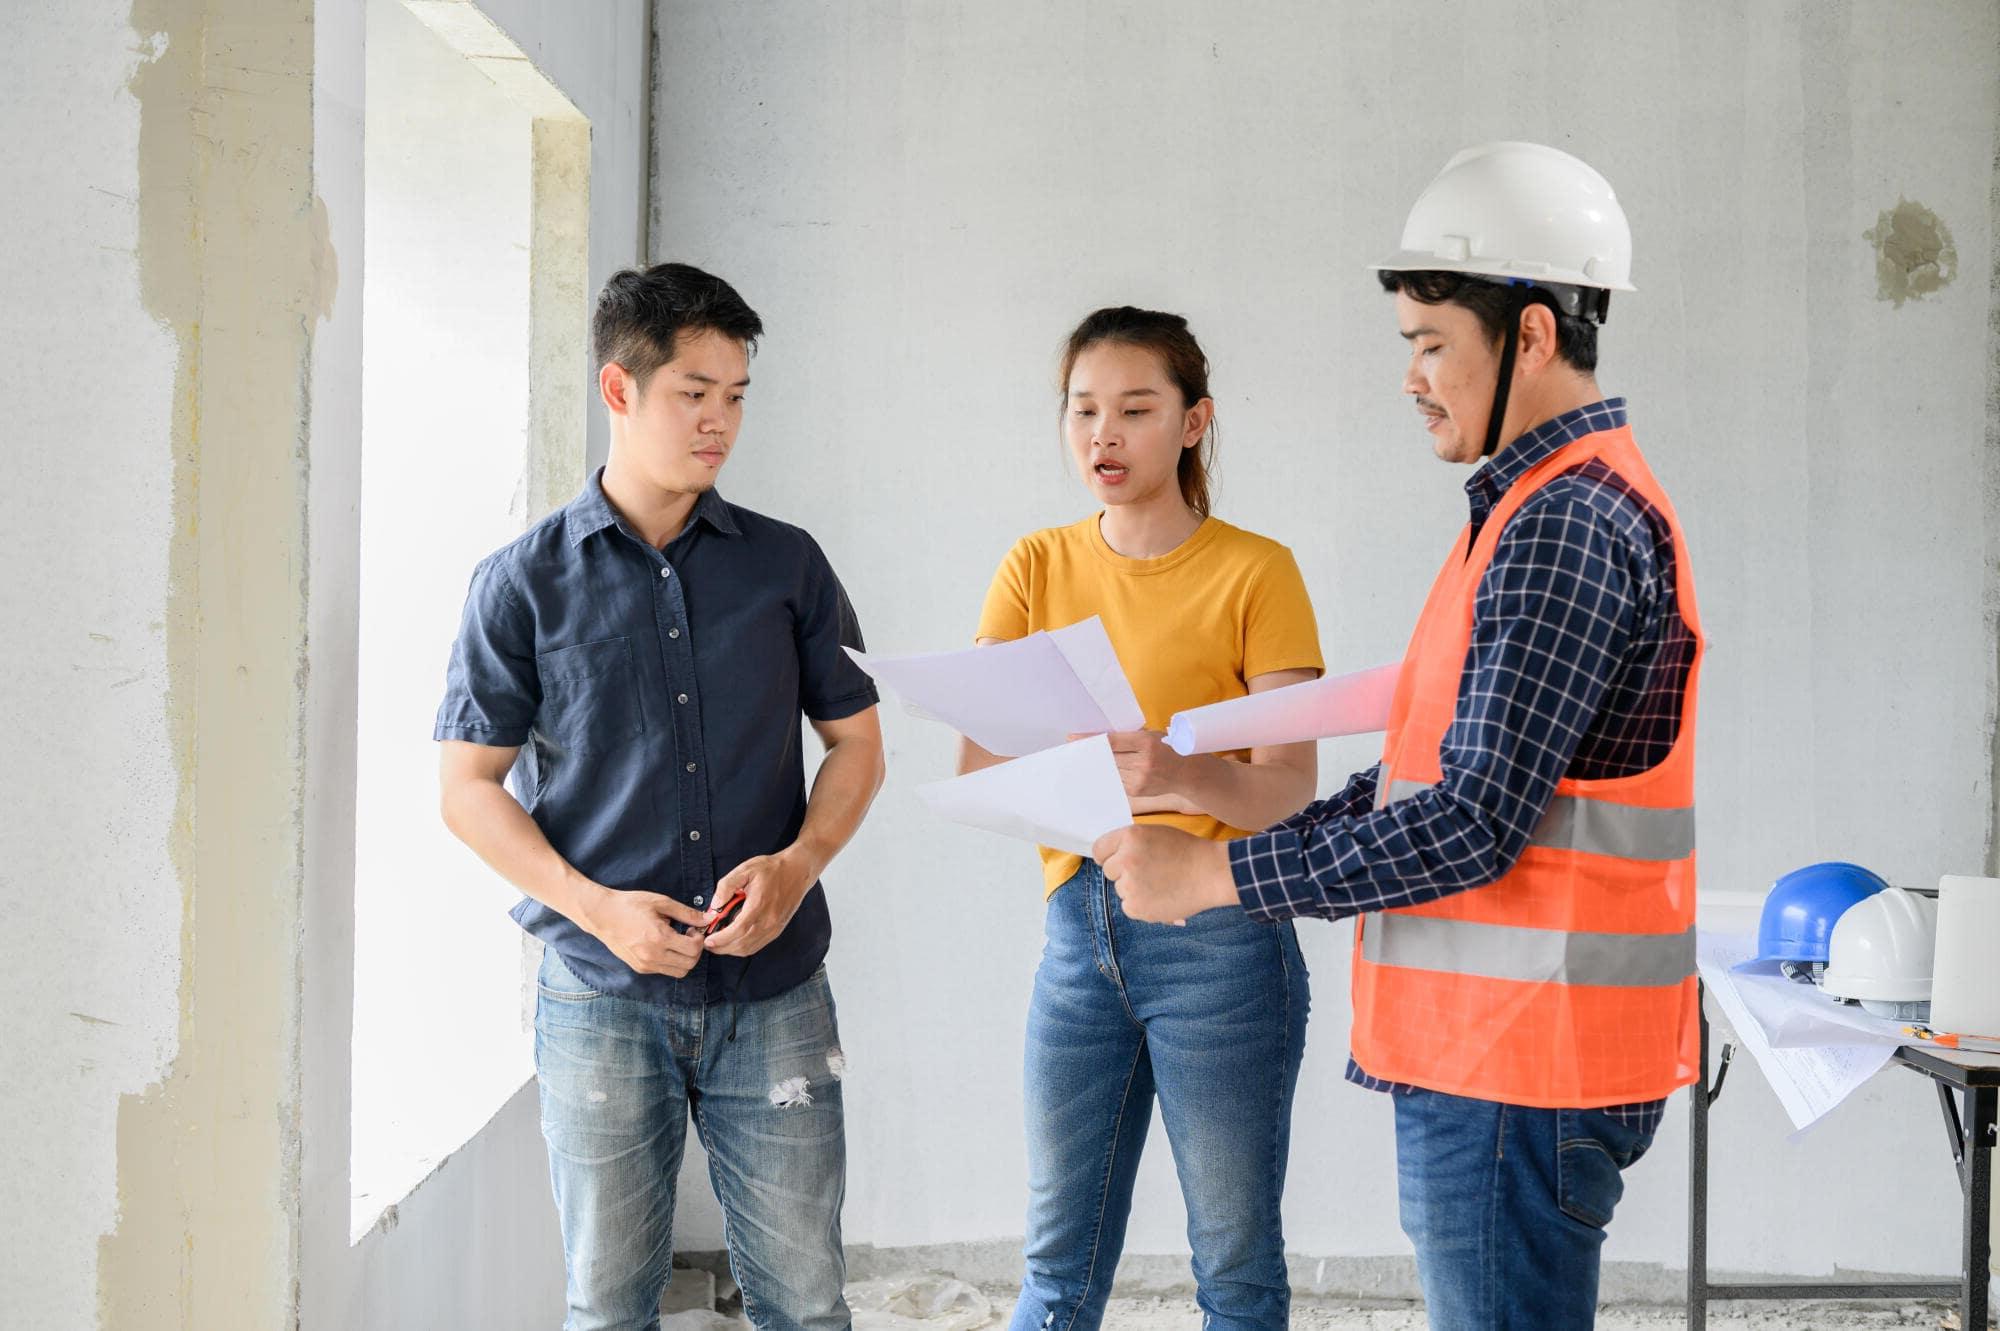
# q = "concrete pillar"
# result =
<box><xmin>88</xmin><ymin>2</ymin><xmax>332</xmax><ymax>1328</ymax></box>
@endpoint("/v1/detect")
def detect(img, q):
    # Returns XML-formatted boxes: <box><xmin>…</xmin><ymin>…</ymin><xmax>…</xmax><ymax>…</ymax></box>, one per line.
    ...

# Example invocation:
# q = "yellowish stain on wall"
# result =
<box><xmin>1866</xmin><ymin>198</ymin><xmax>1958</xmax><ymax>307</ymax></box>
<box><xmin>101</xmin><ymin>1</ymin><xmax>330</xmax><ymax>1326</ymax></box>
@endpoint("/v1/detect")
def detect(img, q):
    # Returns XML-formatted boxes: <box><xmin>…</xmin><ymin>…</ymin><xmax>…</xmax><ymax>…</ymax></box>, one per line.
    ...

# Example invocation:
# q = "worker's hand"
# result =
<box><xmin>1105</xmin><ymin>729</ymin><xmax>1192</xmax><ymax>802</ymax></box>
<box><xmin>581</xmin><ymin>887</ymin><xmax>710</xmax><ymax>977</ymax></box>
<box><xmin>704</xmin><ymin>848</ymin><xmax>816</xmax><ymax>958</ymax></box>
<box><xmin>1093</xmin><ymin>825</ymin><xmax>1238</xmax><ymax>924</ymax></box>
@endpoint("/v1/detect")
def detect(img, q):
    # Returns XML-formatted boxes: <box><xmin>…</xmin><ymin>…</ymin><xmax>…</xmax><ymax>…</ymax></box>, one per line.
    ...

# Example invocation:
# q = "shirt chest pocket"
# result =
<box><xmin>535</xmin><ymin>637</ymin><xmax>646</xmax><ymax>754</ymax></box>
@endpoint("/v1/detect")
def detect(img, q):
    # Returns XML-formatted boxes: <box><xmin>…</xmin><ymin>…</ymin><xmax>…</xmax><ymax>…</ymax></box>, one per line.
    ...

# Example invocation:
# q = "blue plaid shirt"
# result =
<box><xmin>1229</xmin><ymin>399</ymin><xmax>1697</xmax><ymax>1131</ymax></box>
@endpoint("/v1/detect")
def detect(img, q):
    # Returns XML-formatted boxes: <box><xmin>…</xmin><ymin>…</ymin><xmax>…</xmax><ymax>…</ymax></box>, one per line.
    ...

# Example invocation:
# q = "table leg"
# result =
<box><xmin>1688</xmin><ymin>1001</ymin><xmax>1709</xmax><ymax>1331</ymax></box>
<box><xmin>1965</xmin><ymin>1086</ymin><xmax>1994</xmax><ymax>1331</ymax></box>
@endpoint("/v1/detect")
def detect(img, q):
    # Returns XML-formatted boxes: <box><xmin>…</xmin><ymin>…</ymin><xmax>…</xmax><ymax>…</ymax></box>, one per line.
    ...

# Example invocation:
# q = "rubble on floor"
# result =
<box><xmin>659</xmin><ymin>1269</ymin><xmax>1962</xmax><ymax>1330</ymax></box>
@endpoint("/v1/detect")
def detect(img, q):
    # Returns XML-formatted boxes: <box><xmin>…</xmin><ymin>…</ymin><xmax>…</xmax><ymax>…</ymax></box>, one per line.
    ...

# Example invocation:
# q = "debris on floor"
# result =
<box><xmin>662</xmin><ymin>1278</ymin><xmax>1958</xmax><ymax>1330</ymax></box>
<box><xmin>850</xmin><ymin>1275</ymin><xmax>995</xmax><ymax>1331</ymax></box>
<box><xmin>1098</xmin><ymin>1298</ymin><xmax>1954</xmax><ymax>1329</ymax></box>
<box><xmin>660</xmin><ymin>1313</ymin><xmax>747</xmax><ymax>1331</ymax></box>
<box><xmin>660</xmin><ymin>1266</ymin><xmax>717</xmax><ymax>1317</ymax></box>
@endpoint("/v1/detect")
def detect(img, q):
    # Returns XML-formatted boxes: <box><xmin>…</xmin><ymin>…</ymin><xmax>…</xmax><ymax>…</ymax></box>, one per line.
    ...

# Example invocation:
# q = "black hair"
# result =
<box><xmin>591</xmin><ymin>262</ymin><xmax>764</xmax><ymax>385</ymax></box>
<box><xmin>1059</xmin><ymin>306</ymin><xmax>1218</xmax><ymax>519</ymax></box>
<box><xmin>1376</xmin><ymin>269</ymin><xmax>1599</xmax><ymax>372</ymax></box>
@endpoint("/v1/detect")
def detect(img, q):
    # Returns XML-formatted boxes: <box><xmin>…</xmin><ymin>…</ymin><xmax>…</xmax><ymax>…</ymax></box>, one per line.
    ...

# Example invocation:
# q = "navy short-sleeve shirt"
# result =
<box><xmin>435</xmin><ymin>470</ymin><xmax>879</xmax><ymax>1004</ymax></box>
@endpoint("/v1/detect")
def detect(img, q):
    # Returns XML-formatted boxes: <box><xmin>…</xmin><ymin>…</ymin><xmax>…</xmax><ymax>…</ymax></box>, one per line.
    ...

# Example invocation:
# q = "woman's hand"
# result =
<box><xmin>1106</xmin><ymin>729</ymin><xmax>1189</xmax><ymax>801</ymax></box>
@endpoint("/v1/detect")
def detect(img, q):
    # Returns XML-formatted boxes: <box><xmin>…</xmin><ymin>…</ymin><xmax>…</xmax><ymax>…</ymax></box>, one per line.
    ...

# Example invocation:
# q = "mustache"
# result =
<box><xmin>1414</xmin><ymin>397</ymin><xmax>1446</xmax><ymax>416</ymax></box>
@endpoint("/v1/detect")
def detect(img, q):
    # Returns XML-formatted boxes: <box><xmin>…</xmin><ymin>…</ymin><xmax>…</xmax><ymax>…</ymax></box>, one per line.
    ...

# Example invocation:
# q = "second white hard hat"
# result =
<box><xmin>1820</xmin><ymin>887</ymin><xmax>1939</xmax><ymax>1010</ymax></box>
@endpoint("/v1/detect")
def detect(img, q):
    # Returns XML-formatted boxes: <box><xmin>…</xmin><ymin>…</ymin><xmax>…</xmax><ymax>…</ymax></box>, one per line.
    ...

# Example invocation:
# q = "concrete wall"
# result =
<box><xmin>304</xmin><ymin>2</ymin><xmax>651</xmax><ymax>1327</ymax></box>
<box><xmin>4</xmin><ymin>0</ymin><xmax>344</xmax><ymax>1324</ymax></box>
<box><xmin>474</xmin><ymin>0</ymin><xmax>652</xmax><ymax>473</ymax></box>
<box><xmin>0</xmin><ymin>1</ymin><xmax>640</xmax><ymax>1325</ymax></box>
<box><xmin>7</xmin><ymin>0</ymin><xmax>1995</xmax><ymax>1321</ymax></box>
<box><xmin>351</xmin><ymin>0</ymin><xmax>556</xmax><ymax>1236</ymax></box>
<box><xmin>649</xmin><ymin>0</ymin><xmax>2000</xmax><ymax>1288</ymax></box>
<box><xmin>0</xmin><ymin>7</ymin><xmax>192</xmax><ymax>1327</ymax></box>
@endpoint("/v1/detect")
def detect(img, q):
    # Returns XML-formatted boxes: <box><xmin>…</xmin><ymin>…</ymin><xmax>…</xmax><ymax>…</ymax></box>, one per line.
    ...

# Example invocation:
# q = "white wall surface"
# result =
<box><xmin>650</xmin><ymin>0</ymin><xmax>2000</xmax><ymax>1281</ymax></box>
<box><xmin>0</xmin><ymin>1</ymin><xmax>636</xmax><ymax>1325</ymax></box>
<box><xmin>0</xmin><ymin>9</ymin><xmax>184</xmax><ymax>1327</ymax></box>
<box><xmin>352</xmin><ymin>0</ymin><xmax>543</xmax><ymax>1236</ymax></box>
<box><xmin>477</xmin><ymin>0</ymin><xmax>652</xmax><ymax>472</ymax></box>
<box><xmin>305</xmin><ymin>2</ymin><xmax>653</xmax><ymax>1326</ymax></box>
<box><xmin>7</xmin><ymin>1</ymin><xmax>1994</xmax><ymax>1321</ymax></box>
<box><xmin>345</xmin><ymin>1085</ymin><xmax>566</xmax><ymax>1330</ymax></box>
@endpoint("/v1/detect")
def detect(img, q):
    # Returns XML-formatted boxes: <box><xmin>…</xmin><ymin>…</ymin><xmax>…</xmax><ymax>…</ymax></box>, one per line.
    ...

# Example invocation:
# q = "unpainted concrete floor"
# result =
<box><xmin>1098</xmin><ymin>1296</ymin><xmax>1954</xmax><ymax>1328</ymax></box>
<box><xmin>661</xmin><ymin>1272</ymin><xmax>1964</xmax><ymax>1330</ymax></box>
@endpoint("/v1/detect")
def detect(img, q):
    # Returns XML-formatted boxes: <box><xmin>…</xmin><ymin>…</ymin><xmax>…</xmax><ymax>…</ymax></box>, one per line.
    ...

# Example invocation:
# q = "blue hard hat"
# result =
<box><xmin>1755</xmin><ymin>861</ymin><xmax>1890</xmax><ymax>965</ymax></box>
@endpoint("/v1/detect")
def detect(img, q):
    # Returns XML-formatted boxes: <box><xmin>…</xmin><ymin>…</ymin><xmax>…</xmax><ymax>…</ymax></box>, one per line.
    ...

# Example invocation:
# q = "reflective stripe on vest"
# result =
<box><xmin>1359</xmin><ymin>912</ymin><xmax>1697</xmax><ymax>988</ymax></box>
<box><xmin>1376</xmin><ymin>778</ymin><xmax>1694</xmax><ymax>863</ymax></box>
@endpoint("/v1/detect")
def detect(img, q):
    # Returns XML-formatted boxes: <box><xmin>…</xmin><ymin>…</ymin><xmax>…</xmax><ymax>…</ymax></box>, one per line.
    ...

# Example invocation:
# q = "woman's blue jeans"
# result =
<box><xmin>1011</xmin><ymin>860</ymin><xmax>1310</xmax><ymax>1331</ymax></box>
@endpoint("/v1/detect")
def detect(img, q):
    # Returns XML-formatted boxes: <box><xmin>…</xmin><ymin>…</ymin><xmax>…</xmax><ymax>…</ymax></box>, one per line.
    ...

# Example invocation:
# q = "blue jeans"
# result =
<box><xmin>1012</xmin><ymin>861</ymin><xmax>1310</xmax><ymax>1331</ymax></box>
<box><xmin>535</xmin><ymin>947</ymin><xmax>849</xmax><ymax>1331</ymax></box>
<box><xmin>1394</xmin><ymin>1088</ymin><xmax>1657</xmax><ymax>1330</ymax></box>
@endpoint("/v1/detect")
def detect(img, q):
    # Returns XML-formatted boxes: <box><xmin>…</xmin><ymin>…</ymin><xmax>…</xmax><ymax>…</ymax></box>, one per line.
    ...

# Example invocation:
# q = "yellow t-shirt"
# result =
<box><xmin>976</xmin><ymin>514</ymin><xmax>1324</xmax><ymax>895</ymax></box>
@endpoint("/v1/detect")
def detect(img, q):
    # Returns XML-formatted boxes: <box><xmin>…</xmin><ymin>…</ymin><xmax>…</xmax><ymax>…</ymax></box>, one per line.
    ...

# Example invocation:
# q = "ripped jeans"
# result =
<box><xmin>535</xmin><ymin>948</ymin><xmax>849</xmax><ymax>1331</ymax></box>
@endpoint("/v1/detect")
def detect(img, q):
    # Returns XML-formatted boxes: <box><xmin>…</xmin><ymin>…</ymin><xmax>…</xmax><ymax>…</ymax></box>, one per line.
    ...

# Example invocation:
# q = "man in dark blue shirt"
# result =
<box><xmin>437</xmin><ymin>263</ymin><xmax>883</xmax><ymax>1331</ymax></box>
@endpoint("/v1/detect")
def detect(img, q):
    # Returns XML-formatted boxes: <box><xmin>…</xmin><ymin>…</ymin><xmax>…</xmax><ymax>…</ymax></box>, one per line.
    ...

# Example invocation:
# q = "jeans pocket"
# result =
<box><xmin>1556</xmin><ymin>1108</ymin><xmax>1643</xmax><ymax>1229</ymax></box>
<box><xmin>535</xmin><ymin>637</ymin><xmax>645</xmax><ymax>753</ymax></box>
<box><xmin>537</xmin><ymin>949</ymin><xmax>605</xmax><ymax>1002</ymax></box>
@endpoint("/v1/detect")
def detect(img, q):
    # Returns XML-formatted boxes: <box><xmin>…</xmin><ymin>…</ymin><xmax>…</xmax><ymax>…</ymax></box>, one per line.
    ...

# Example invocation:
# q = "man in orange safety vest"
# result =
<box><xmin>1095</xmin><ymin>142</ymin><xmax>1703</xmax><ymax>1330</ymax></box>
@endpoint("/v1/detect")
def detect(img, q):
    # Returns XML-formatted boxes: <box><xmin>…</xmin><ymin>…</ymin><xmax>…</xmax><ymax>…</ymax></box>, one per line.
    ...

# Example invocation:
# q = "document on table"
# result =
<box><xmin>1696</xmin><ymin>931</ymin><xmax>1895</xmax><ymax>1135</ymax></box>
<box><xmin>1726</xmin><ymin>957</ymin><xmax>1909</xmax><ymax>1048</ymax></box>
<box><xmin>846</xmin><ymin>616</ymin><xmax>1145</xmax><ymax>757</ymax></box>
<box><xmin>1165</xmin><ymin>662</ymin><xmax>1400</xmax><ymax>756</ymax></box>
<box><xmin>914</xmin><ymin>736</ymin><xmax>1132</xmax><ymax>857</ymax></box>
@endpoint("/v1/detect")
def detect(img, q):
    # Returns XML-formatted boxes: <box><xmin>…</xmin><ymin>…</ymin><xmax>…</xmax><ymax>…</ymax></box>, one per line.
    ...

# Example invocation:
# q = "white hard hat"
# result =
<box><xmin>1820</xmin><ymin>888</ymin><xmax>1939</xmax><ymax>1009</ymax></box>
<box><xmin>1372</xmin><ymin>141</ymin><xmax>1636</xmax><ymax>299</ymax></box>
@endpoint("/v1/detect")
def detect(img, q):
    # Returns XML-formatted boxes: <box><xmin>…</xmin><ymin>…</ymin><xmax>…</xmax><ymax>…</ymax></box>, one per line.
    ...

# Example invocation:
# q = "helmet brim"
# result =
<box><xmin>1820</xmin><ymin>971</ymin><xmax>1933</xmax><ymax>1003</ymax></box>
<box><xmin>1368</xmin><ymin>250</ymin><xmax>1636</xmax><ymax>294</ymax></box>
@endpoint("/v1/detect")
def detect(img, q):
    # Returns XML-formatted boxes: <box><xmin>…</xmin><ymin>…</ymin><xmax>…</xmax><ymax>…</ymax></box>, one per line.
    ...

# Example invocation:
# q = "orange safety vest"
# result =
<box><xmin>1349</xmin><ymin>423</ymin><xmax>1703</xmax><ymax>1108</ymax></box>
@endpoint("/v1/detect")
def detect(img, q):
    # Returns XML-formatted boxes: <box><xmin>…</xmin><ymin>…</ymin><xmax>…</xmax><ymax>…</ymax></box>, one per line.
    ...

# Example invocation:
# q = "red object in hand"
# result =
<box><xmin>702</xmin><ymin>889</ymin><xmax>747</xmax><ymax>932</ymax></box>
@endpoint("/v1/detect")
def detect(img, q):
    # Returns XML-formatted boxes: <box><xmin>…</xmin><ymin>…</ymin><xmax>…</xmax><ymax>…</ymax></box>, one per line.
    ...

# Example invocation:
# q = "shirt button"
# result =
<box><xmin>689</xmin><ymin>830</ymin><xmax>701</xmax><ymax>841</ymax></box>
<box><xmin>686</xmin><ymin>762</ymin><xmax>697</xmax><ymax>773</ymax></box>
<box><xmin>669</xmin><ymin>628</ymin><xmax>681</xmax><ymax>639</ymax></box>
<box><xmin>677</xmin><ymin>693</ymin><xmax>689</xmax><ymax>704</ymax></box>
<box><xmin>659</xmin><ymin>566</ymin><xmax>672</xmax><ymax>579</ymax></box>
<box><xmin>693</xmin><ymin>895</ymin><xmax>705</xmax><ymax>907</ymax></box>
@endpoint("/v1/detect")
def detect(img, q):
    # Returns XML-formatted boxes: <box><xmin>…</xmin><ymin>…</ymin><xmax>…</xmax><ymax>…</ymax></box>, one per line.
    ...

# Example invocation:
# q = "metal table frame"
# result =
<box><xmin>1687</xmin><ymin>990</ymin><xmax>1999</xmax><ymax>1328</ymax></box>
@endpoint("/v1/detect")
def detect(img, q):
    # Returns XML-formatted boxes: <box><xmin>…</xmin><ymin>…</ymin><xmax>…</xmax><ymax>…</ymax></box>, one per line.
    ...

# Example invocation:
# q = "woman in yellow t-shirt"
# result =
<box><xmin>960</xmin><ymin>307</ymin><xmax>1323</xmax><ymax>1331</ymax></box>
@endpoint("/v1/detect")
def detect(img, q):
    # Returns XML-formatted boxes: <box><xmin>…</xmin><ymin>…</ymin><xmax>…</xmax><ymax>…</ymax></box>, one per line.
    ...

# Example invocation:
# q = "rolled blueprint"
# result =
<box><xmin>1165</xmin><ymin>662</ymin><xmax>1400</xmax><ymax>757</ymax></box>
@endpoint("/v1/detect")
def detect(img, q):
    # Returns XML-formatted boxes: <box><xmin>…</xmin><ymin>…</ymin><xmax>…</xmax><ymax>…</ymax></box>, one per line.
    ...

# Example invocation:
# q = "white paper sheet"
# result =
<box><xmin>1696</xmin><ymin>931</ymin><xmax>1895</xmax><ymax>1135</ymax></box>
<box><xmin>847</xmin><ymin>616</ymin><xmax>1145</xmax><ymax>757</ymax></box>
<box><xmin>1164</xmin><ymin>662</ymin><xmax>1400</xmax><ymax>756</ymax></box>
<box><xmin>914</xmin><ymin>736</ymin><xmax>1133</xmax><ymax>857</ymax></box>
<box><xmin>1726</xmin><ymin>957</ymin><xmax>1911</xmax><ymax>1048</ymax></box>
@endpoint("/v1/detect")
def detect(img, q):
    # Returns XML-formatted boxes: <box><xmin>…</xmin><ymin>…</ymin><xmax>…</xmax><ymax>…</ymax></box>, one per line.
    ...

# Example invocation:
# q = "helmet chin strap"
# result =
<box><xmin>1481</xmin><ymin>287</ymin><xmax>1530</xmax><ymax>458</ymax></box>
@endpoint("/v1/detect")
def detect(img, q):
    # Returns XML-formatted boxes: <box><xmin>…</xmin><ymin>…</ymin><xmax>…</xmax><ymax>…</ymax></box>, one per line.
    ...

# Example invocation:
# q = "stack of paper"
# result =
<box><xmin>855</xmin><ymin>617</ymin><xmax>1397</xmax><ymax>857</ymax></box>
<box><xmin>847</xmin><ymin>617</ymin><xmax>1143</xmax><ymax>758</ymax></box>
<box><xmin>849</xmin><ymin>618</ymin><xmax>1140</xmax><ymax>850</ymax></box>
<box><xmin>913</xmin><ymin>735</ymin><xmax>1131</xmax><ymax>858</ymax></box>
<box><xmin>1695</xmin><ymin>932</ymin><xmax>1896</xmax><ymax>1135</ymax></box>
